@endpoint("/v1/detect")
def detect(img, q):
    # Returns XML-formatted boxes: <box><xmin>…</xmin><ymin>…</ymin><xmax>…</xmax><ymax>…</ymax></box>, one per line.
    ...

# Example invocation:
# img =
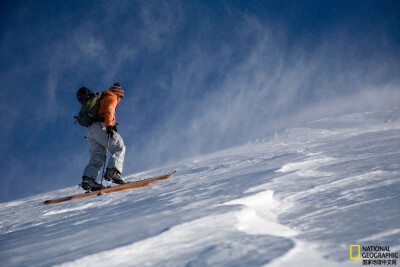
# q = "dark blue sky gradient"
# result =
<box><xmin>1</xmin><ymin>0</ymin><xmax>399</xmax><ymax>202</ymax></box>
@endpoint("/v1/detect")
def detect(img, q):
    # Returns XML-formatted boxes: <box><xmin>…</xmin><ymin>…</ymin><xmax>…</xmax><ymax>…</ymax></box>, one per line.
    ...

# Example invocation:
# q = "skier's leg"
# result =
<box><xmin>83</xmin><ymin>123</ymin><xmax>107</xmax><ymax>179</ymax></box>
<box><xmin>85</xmin><ymin>122</ymin><xmax>126</xmax><ymax>175</ymax></box>
<box><xmin>83</xmin><ymin>140</ymin><xmax>107</xmax><ymax>179</ymax></box>
<box><xmin>107</xmin><ymin>131</ymin><xmax>126</xmax><ymax>174</ymax></box>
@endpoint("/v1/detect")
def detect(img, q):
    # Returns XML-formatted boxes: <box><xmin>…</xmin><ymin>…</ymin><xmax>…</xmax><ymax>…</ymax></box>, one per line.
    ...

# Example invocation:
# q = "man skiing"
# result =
<box><xmin>78</xmin><ymin>83</ymin><xmax>127</xmax><ymax>191</ymax></box>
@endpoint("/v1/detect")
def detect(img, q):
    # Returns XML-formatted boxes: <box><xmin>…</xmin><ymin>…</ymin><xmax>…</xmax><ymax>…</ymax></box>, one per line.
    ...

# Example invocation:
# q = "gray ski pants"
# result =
<box><xmin>83</xmin><ymin>122</ymin><xmax>126</xmax><ymax>180</ymax></box>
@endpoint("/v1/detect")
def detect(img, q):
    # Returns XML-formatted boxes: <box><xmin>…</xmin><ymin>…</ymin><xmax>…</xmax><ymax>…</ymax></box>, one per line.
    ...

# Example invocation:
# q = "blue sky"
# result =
<box><xmin>1</xmin><ymin>0</ymin><xmax>399</xmax><ymax>202</ymax></box>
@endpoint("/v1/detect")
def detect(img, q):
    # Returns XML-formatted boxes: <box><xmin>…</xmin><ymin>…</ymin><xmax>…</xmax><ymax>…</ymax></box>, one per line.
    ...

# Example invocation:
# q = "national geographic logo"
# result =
<box><xmin>350</xmin><ymin>245</ymin><xmax>361</xmax><ymax>259</ymax></box>
<box><xmin>350</xmin><ymin>245</ymin><xmax>399</xmax><ymax>265</ymax></box>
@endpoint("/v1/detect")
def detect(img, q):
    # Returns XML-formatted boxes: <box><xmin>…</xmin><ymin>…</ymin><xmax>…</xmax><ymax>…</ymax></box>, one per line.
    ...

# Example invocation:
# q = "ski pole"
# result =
<box><xmin>99</xmin><ymin>135</ymin><xmax>111</xmax><ymax>194</ymax></box>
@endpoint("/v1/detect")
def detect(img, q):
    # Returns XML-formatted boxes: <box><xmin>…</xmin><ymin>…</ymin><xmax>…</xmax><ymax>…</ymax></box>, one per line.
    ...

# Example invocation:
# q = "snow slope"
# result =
<box><xmin>1</xmin><ymin>111</ymin><xmax>399</xmax><ymax>266</ymax></box>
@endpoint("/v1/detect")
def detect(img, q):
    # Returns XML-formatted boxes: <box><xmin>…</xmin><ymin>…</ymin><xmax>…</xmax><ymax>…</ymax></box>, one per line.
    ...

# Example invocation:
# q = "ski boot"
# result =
<box><xmin>80</xmin><ymin>176</ymin><xmax>105</xmax><ymax>192</ymax></box>
<box><xmin>104</xmin><ymin>168</ymin><xmax>127</xmax><ymax>185</ymax></box>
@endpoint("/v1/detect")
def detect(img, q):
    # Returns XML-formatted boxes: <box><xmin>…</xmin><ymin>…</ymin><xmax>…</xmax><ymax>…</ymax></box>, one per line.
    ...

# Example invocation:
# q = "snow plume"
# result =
<box><xmin>125</xmin><ymin>4</ymin><xmax>400</xmax><ymax>172</ymax></box>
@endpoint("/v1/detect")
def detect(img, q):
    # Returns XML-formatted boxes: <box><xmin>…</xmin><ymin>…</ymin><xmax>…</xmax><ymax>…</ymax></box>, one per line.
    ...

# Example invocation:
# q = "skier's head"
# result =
<box><xmin>109</xmin><ymin>82</ymin><xmax>124</xmax><ymax>99</ymax></box>
<box><xmin>76</xmin><ymin>87</ymin><xmax>94</xmax><ymax>104</ymax></box>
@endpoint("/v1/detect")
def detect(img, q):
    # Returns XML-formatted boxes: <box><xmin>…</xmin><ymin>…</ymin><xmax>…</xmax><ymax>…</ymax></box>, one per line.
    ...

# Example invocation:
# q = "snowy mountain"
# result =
<box><xmin>1</xmin><ymin>111</ymin><xmax>399</xmax><ymax>267</ymax></box>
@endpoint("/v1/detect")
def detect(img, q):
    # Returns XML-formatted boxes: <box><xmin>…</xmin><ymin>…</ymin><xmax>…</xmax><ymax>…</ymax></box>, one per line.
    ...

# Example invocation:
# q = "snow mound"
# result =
<box><xmin>223</xmin><ymin>190</ymin><xmax>298</xmax><ymax>237</ymax></box>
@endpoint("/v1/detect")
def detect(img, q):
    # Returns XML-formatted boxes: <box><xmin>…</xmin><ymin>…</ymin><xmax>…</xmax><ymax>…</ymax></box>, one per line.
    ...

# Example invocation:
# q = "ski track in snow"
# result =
<box><xmin>1</xmin><ymin>111</ymin><xmax>399</xmax><ymax>266</ymax></box>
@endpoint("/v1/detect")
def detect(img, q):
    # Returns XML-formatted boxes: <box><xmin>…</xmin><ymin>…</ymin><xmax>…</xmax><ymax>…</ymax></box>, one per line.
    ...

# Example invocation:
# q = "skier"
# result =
<box><xmin>78</xmin><ymin>83</ymin><xmax>127</xmax><ymax>191</ymax></box>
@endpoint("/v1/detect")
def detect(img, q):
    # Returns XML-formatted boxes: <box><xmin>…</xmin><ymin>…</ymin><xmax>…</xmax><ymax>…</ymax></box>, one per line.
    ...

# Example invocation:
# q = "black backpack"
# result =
<box><xmin>74</xmin><ymin>87</ymin><xmax>102</xmax><ymax>127</ymax></box>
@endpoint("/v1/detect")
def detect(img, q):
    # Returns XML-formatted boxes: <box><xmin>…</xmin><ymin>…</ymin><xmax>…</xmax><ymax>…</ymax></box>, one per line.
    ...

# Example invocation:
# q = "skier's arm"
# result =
<box><xmin>103</xmin><ymin>95</ymin><xmax>118</xmax><ymax>127</ymax></box>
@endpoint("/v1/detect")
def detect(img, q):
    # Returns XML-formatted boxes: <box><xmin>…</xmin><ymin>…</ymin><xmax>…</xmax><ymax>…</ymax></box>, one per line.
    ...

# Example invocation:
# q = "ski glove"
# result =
<box><xmin>106</xmin><ymin>126</ymin><xmax>117</xmax><ymax>138</ymax></box>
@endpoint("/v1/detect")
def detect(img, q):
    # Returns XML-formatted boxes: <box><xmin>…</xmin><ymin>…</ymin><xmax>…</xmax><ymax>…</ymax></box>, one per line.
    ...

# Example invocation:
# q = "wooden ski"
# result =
<box><xmin>41</xmin><ymin>170</ymin><xmax>176</xmax><ymax>205</ymax></box>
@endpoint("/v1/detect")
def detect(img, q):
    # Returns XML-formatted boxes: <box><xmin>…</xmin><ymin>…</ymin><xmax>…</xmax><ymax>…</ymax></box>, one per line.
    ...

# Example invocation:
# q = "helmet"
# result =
<box><xmin>109</xmin><ymin>83</ymin><xmax>124</xmax><ymax>98</ymax></box>
<box><xmin>76</xmin><ymin>87</ymin><xmax>94</xmax><ymax>104</ymax></box>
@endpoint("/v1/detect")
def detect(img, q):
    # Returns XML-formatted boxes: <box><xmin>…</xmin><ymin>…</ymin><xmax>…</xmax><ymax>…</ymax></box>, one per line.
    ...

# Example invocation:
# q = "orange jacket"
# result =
<box><xmin>97</xmin><ymin>90</ymin><xmax>119</xmax><ymax>127</ymax></box>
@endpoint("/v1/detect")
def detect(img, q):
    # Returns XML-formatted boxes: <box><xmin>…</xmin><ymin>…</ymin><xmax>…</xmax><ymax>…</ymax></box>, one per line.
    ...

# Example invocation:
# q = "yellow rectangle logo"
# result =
<box><xmin>350</xmin><ymin>245</ymin><xmax>361</xmax><ymax>259</ymax></box>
